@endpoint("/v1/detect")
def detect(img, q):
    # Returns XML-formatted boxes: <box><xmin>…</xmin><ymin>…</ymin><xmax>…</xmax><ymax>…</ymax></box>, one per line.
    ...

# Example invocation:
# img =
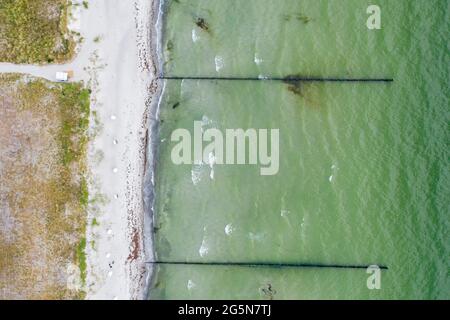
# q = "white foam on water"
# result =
<box><xmin>199</xmin><ymin>238</ymin><xmax>209</xmax><ymax>257</ymax></box>
<box><xmin>187</xmin><ymin>280</ymin><xmax>196</xmax><ymax>290</ymax></box>
<box><xmin>248</xmin><ymin>232</ymin><xmax>264</xmax><ymax>242</ymax></box>
<box><xmin>191</xmin><ymin>140</ymin><xmax>216</xmax><ymax>184</ymax></box>
<box><xmin>330</xmin><ymin>164</ymin><xmax>338</xmax><ymax>182</ymax></box>
<box><xmin>254</xmin><ymin>54</ymin><xmax>264</xmax><ymax>65</ymax></box>
<box><xmin>215</xmin><ymin>55</ymin><xmax>224</xmax><ymax>72</ymax></box>
<box><xmin>191</xmin><ymin>163</ymin><xmax>203</xmax><ymax>185</ymax></box>
<box><xmin>199</xmin><ymin>227</ymin><xmax>210</xmax><ymax>257</ymax></box>
<box><xmin>208</xmin><ymin>152</ymin><xmax>216</xmax><ymax>169</ymax></box>
<box><xmin>201</xmin><ymin>115</ymin><xmax>215</xmax><ymax>133</ymax></box>
<box><xmin>281</xmin><ymin>209</ymin><xmax>290</xmax><ymax>217</ymax></box>
<box><xmin>225</xmin><ymin>223</ymin><xmax>234</xmax><ymax>236</ymax></box>
<box><xmin>192</xmin><ymin>29</ymin><xmax>200</xmax><ymax>42</ymax></box>
<box><xmin>206</xmin><ymin>151</ymin><xmax>216</xmax><ymax>180</ymax></box>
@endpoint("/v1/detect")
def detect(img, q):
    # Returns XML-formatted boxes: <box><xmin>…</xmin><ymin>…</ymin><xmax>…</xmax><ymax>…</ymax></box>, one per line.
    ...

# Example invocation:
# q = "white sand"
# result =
<box><xmin>0</xmin><ymin>0</ymin><xmax>158</xmax><ymax>299</ymax></box>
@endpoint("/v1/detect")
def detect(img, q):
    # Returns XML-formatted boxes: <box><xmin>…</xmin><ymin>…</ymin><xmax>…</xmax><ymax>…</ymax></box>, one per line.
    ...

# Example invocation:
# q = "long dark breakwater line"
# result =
<box><xmin>147</xmin><ymin>261</ymin><xmax>388</xmax><ymax>270</ymax></box>
<box><xmin>158</xmin><ymin>75</ymin><xmax>394</xmax><ymax>83</ymax></box>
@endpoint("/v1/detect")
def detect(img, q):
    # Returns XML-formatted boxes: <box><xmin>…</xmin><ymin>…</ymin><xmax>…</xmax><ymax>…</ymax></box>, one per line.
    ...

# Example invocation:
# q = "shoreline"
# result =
<box><xmin>141</xmin><ymin>0</ymin><xmax>164</xmax><ymax>299</ymax></box>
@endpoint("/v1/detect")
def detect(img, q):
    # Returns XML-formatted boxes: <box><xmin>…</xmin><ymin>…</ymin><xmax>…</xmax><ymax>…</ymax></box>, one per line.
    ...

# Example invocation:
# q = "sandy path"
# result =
<box><xmin>0</xmin><ymin>0</ymin><xmax>157</xmax><ymax>299</ymax></box>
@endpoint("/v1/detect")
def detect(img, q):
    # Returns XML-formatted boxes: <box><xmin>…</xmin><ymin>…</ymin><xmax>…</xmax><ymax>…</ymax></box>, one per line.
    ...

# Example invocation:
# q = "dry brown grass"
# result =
<box><xmin>0</xmin><ymin>74</ymin><xmax>89</xmax><ymax>299</ymax></box>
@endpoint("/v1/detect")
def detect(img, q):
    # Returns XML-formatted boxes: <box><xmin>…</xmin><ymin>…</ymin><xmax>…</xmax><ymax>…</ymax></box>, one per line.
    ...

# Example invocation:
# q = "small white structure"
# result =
<box><xmin>55</xmin><ymin>72</ymin><xmax>69</xmax><ymax>82</ymax></box>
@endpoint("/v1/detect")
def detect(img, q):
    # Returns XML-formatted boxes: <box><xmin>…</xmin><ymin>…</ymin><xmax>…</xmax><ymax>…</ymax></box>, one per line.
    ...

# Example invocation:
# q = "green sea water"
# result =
<box><xmin>149</xmin><ymin>0</ymin><xmax>449</xmax><ymax>299</ymax></box>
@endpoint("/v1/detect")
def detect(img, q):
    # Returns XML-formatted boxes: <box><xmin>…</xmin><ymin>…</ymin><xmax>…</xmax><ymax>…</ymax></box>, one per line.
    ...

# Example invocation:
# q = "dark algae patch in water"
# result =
<box><xmin>260</xmin><ymin>283</ymin><xmax>277</xmax><ymax>300</ymax></box>
<box><xmin>195</xmin><ymin>17</ymin><xmax>211</xmax><ymax>33</ymax></box>
<box><xmin>283</xmin><ymin>80</ymin><xmax>321</xmax><ymax>109</ymax></box>
<box><xmin>283</xmin><ymin>76</ymin><xmax>305</xmax><ymax>97</ymax></box>
<box><xmin>283</xmin><ymin>13</ymin><xmax>312</xmax><ymax>24</ymax></box>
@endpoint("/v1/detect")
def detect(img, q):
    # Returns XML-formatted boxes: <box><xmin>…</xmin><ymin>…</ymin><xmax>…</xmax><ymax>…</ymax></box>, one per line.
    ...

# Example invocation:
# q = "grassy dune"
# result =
<box><xmin>0</xmin><ymin>0</ymin><xmax>76</xmax><ymax>63</ymax></box>
<box><xmin>0</xmin><ymin>74</ymin><xmax>90</xmax><ymax>299</ymax></box>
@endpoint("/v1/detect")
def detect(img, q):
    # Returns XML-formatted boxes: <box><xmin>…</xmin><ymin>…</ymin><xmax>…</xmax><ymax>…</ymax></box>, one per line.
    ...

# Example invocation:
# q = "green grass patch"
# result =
<box><xmin>76</xmin><ymin>237</ymin><xmax>87</xmax><ymax>286</ymax></box>
<box><xmin>91</xmin><ymin>218</ymin><xmax>99</xmax><ymax>227</ymax></box>
<box><xmin>0</xmin><ymin>0</ymin><xmax>75</xmax><ymax>63</ymax></box>
<box><xmin>58</xmin><ymin>83</ymin><xmax>90</xmax><ymax>166</ymax></box>
<box><xmin>79</xmin><ymin>177</ymin><xmax>89</xmax><ymax>208</ymax></box>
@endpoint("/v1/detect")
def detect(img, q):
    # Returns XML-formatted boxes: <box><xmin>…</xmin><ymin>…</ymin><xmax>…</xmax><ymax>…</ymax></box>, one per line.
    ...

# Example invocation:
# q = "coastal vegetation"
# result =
<box><xmin>0</xmin><ymin>0</ymin><xmax>76</xmax><ymax>63</ymax></box>
<box><xmin>0</xmin><ymin>74</ymin><xmax>90</xmax><ymax>299</ymax></box>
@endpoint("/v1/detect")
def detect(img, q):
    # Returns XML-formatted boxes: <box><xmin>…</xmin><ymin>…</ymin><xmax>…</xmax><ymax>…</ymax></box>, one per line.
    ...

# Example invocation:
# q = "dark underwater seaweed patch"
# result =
<box><xmin>166</xmin><ymin>40</ymin><xmax>174</xmax><ymax>51</ymax></box>
<box><xmin>283</xmin><ymin>75</ymin><xmax>305</xmax><ymax>97</ymax></box>
<box><xmin>260</xmin><ymin>283</ymin><xmax>277</xmax><ymax>300</ymax></box>
<box><xmin>282</xmin><ymin>75</ymin><xmax>321</xmax><ymax>109</ymax></box>
<box><xmin>195</xmin><ymin>17</ymin><xmax>210</xmax><ymax>33</ymax></box>
<box><xmin>283</xmin><ymin>13</ymin><xmax>312</xmax><ymax>24</ymax></box>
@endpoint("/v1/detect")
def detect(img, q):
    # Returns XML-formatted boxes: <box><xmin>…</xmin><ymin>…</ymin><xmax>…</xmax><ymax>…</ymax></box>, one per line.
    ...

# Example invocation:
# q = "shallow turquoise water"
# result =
<box><xmin>150</xmin><ymin>0</ymin><xmax>449</xmax><ymax>299</ymax></box>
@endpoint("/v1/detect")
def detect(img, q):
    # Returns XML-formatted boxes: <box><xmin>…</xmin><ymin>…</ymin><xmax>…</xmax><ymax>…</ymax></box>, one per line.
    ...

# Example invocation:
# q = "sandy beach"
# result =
<box><xmin>0</xmin><ymin>0</ymin><xmax>158</xmax><ymax>299</ymax></box>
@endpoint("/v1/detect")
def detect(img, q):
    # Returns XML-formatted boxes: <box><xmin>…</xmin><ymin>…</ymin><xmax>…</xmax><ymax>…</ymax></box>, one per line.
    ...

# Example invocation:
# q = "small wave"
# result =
<box><xmin>280</xmin><ymin>209</ymin><xmax>290</xmax><ymax>217</ymax></box>
<box><xmin>191</xmin><ymin>162</ymin><xmax>204</xmax><ymax>185</ymax></box>
<box><xmin>192</xmin><ymin>29</ymin><xmax>200</xmax><ymax>42</ymax></box>
<box><xmin>208</xmin><ymin>152</ymin><xmax>216</xmax><ymax>180</ymax></box>
<box><xmin>199</xmin><ymin>238</ymin><xmax>209</xmax><ymax>257</ymax></box>
<box><xmin>187</xmin><ymin>279</ymin><xmax>196</xmax><ymax>290</ymax></box>
<box><xmin>248</xmin><ymin>232</ymin><xmax>264</xmax><ymax>242</ymax></box>
<box><xmin>254</xmin><ymin>54</ymin><xmax>263</xmax><ymax>65</ymax></box>
<box><xmin>208</xmin><ymin>152</ymin><xmax>216</xmax><ymax>168</ymax></box>
<box><xmin>225</xmin><ymin>223</ymin><xmax>234</xmax><ymax>235</ymax></box>
<box><xmin>215</xmin><ymin>55</ymin><xmax>224</xmax><ymax>72</ymax></box>
<box><xmin>201</xmin><ymin>115</ymin><xmax>216</xmax><ymax>131</ymax></box>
